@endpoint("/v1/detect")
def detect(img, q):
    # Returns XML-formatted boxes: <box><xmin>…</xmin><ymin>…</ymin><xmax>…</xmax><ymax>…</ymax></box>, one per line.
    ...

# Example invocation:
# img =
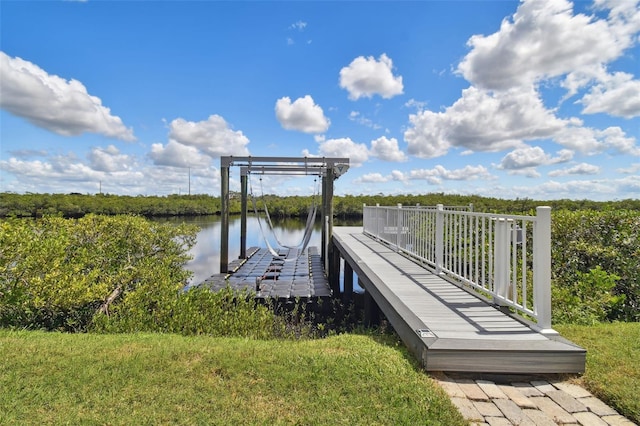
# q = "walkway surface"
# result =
<box><xmin>332</xmin><ymin>227</ymin><xmax>585</xmax><ymax>374</ymax></box>
<box><xmin>431</xmin><ymin>372</ymin><xmax>635</xmax><ymax>425</ymax></box>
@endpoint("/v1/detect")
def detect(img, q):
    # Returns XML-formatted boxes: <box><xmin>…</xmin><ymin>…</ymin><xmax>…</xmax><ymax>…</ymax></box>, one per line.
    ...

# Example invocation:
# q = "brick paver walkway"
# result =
<box><xmin>431</xmin><ymin>372</ymin><xmax>636</xmax><ymax>425</ymax></box>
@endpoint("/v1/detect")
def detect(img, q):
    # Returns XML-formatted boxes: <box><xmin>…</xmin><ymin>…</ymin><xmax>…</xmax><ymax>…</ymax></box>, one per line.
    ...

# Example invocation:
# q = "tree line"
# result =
<box><xmin>2</xmin><ymin>192</ymin><xmax>639</xmax><ymax>218</ymax></box>
<box><xmin>0</xmin><ymin>195</ymin><xmax>638</xmax><ymax>333</ymax></box>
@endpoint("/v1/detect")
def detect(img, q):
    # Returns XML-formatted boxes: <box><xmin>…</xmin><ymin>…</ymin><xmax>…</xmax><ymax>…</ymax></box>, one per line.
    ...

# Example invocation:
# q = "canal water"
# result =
<box><xmin>162</xmin><ymin>215</ymin><xmax>361</xmax><ymax>289</ymax></box>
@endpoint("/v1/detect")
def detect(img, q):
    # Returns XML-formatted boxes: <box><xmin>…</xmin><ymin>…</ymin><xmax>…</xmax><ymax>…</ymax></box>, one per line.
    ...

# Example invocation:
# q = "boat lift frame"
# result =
<box><xmin>219</xmin><ymin>156</ymin><xmax>349</xmax><ymax>274</ymax></box>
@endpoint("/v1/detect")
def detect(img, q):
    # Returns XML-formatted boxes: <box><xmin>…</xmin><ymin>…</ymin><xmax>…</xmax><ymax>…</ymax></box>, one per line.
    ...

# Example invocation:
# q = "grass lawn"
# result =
<box><xmin>0</xmin><ymin>330</ymin><xmax>465</xmax><ymax>425</ymax></box>
<box><xmin>557</xmin><ymin>322</ymin><xmax>640</xmax><ymax>424</ymax></box>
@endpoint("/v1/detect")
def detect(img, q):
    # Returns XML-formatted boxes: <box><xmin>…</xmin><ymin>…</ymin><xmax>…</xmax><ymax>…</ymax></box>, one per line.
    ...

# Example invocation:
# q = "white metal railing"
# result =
<box><xmin>363</xmin><ymin>204</ymin><xmax>553</xmax><ymax>333</ymax></box>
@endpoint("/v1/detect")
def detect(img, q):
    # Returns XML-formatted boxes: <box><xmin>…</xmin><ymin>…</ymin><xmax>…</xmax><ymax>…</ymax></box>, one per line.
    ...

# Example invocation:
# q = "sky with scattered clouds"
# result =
<box><xmin>1</xmin><ymin>0</ymin><xmax>639</xmax><ymax>200</ymax></box>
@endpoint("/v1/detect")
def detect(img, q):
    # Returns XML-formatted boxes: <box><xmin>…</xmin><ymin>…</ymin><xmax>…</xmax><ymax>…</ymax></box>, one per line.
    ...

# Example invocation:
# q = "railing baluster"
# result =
<box><xmin>522</xmin><ymin>221</ymin><xmax>528</xmax><ymax>311</ymax></box>
<box><xmin>361</xmin><ymin>203</ymin><xmax>552</xmax><ymax>330</ymax></box>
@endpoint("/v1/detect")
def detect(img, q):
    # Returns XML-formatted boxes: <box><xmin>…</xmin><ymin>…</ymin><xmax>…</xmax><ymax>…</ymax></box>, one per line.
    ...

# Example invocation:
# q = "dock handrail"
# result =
<box><xmin>362</xmin><ymin>204</ymin><xmax>554</xmax><ymax>333</ymax></box>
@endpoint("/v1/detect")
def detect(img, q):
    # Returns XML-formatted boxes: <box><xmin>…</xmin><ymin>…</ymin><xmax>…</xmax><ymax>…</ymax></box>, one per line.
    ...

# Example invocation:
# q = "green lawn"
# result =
<box><xmin>557</xmin><ymin>322</ymin><xmax>640</xmax><ymax>424</ymax></box>
<box><xmin>0</xmin><ymin>331</ymin><xmax>465</xmax><ymax>425</ymax></box>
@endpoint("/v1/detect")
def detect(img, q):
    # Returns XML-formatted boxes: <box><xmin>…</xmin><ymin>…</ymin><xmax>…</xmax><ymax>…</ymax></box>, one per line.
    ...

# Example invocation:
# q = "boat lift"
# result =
<box><xmin>219</xmin><ymin>156</ymin><xmax>350</xmax><ymax>274</ymax></box>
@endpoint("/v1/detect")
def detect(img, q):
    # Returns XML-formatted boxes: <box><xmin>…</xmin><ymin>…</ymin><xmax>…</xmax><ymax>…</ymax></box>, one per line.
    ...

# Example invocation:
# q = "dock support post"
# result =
<box><xmin>329</xmin><ymin>249</ymin><xmax>341</xmax><ymax>296</ymax></box>
<box><xmin>240</xmin><ymin>173</ymin><xmax>247</xmax><ymax>259</ymax></box>
<box><xmin>220</xmin><ymin>164</ymin><xmax>230</xmax><ymax>273</ymax></box>
<box><xmin>363</xmin><ymin>281</ymin><xmax>380</xmax><ymax>327</ymax></box>
<box><xmin>322</xmin><ymin>165</ymin><xmax>335</xmax><ymax>272</ymax></box>
<box><xmin>343</xmin><ymin>261</ymin><xmax>353</xmax><ymax>303</ymax></box>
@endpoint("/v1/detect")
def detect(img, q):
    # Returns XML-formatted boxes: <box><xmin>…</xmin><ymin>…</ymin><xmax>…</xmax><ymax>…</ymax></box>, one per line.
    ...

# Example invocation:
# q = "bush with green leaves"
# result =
<box><xmin>552</xmin><ymin>266</ymin><xmax>623</xmax><ymax>325</ymax></box>
<box><xmin>0</xmin><ymin>215</ymin><xmax>198</xmax><ymax>331</ymax></box>
<box><xmin>92</xmin><ymin>285</ymin><xmax>285</xmax><ymax>339</ymax></box>
<box><xmin>551</xmin><ymin>209</ymin><xmax>639</xmax><ymax>323</ymax></box>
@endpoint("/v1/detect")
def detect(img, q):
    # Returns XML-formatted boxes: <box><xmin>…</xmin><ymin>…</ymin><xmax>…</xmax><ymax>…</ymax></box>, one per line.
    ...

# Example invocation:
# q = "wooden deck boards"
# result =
<box><xmin>332</xmin><ymin>227</ymin><xmax>586</xmax><ymax>374</ymax></box>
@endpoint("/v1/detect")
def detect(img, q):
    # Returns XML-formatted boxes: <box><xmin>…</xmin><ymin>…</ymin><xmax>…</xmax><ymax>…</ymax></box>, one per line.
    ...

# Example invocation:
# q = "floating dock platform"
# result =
<box><xmin>198</xmin><ymin>246</ymin><xmax>332</xmax><ymax>299</ymax></box>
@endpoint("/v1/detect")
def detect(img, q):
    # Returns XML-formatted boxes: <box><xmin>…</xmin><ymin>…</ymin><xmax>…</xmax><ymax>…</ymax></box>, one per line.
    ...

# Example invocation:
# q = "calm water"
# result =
<box><xmin>186</xmin><ymin>215</ymin><xmax>322</xmax><ymax>285</ymax></box>
<box><xmin>159</xmin><ymin>215</ymin><xmax>362</xmax><ymax>288</ymax></box>
<box><xmin>161</xmin><ymin>215</ymin><xmax>361</xmax><ymax>286</ymax></box>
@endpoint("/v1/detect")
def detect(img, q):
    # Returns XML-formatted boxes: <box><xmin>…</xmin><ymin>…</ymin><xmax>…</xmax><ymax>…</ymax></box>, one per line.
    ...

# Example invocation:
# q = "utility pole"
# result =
<box><xmin>188</xmin><ymin>167</ymin><xmax>191</xmax><ymax>196</ymax></box>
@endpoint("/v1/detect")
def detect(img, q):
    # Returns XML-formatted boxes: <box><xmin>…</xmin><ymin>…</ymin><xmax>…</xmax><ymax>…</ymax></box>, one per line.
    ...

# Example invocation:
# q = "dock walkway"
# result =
<box><xmin>332</xmin><ymin>227</ymin><xmax>586</xmax><ymax>374</ymax></box>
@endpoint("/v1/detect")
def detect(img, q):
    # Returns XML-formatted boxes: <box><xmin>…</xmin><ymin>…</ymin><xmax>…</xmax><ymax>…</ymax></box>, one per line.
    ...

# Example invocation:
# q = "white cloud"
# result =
<box><xmin>457</xmin><ymin>0</ymin><xmax>635</xmax><ymax>91</ymax></box>
<box><xmin>168</xmin><ymin>115</ymin><xmax>250</xmax><ymax>158</ymax></box>
<box><xmin>0</xmin><ymin>155</ymin><xmax>142</xmax><ymax>194</ymax></box>
<box><xmin>349</xmin><ymin>111</ymin><xmax>381</xmax><ymax>130</ymax></box>
<box><xmin>497</xmin><ymin>146</ymin><xmax>573</xmax><ymax>170</ymax></box>
<box><xmin>404</xmin><ymin>87</ymin><xmax>565</xmax><ymax>158</ymax></box>
<box><xmin>88</xmin><ymin>145</ymin><xmax>135</xmax><ymax>172</ymax></box>
<box><xmin>510</xmin><ymin>177</ymin><xmax>640</xmax><ymax>200</ymax></box>
<box><xmin>548</xmin><ymin>162</ymin><xmax>601</xmax><ymax>177</ymax></box>
<box><xmin>370</xmin><ymin>165</ymin><xmax>493</xmax><ymax>186</ymax></box>
<box><xmin>275</xmin><ymin>95</ymin><xmax>330</xmax><ymax>134</ymax></box>
<box><xmin>289</xmin><ymin>21</ymin><xmax>307</xmax><ymax>31</ymax></box>
<box><xmin>404</xmin><ymin>0</ymin><xmax>640</xmax><ymax>166</ymax></box>
<box><xmin>410</xmin><ymin>164</ymin><xmax>492</xmax><ymax>181</ymax></box>
<box><xmin>617</xmin><ymin>163</ymin><xmax>640</xmax><ymax>174</ymax></box>
<box><xmin>556</xmin><ymin>125</ymin><xmax>640</xmax><ymax>155</ymax></box>
<box><xmin>457</xmin><ymin>0</ymin><xmax>640</xmax><ymax>120</ymax></box>
<box><xmin>0</xmin><ymin>152</ymin><xmax>219</xmax><ymax>196</ymax></box>
<box><xmin>509</xmin><ymin>168</ymin><xmax>542</xmax><ymax>178</ymax></box>
<box><xmin>339</xmin><ymin>54</ymin><xmax>404</xmax><ymax>100</ymax></box>
<box><xmin>404</xmin><ymin>98</ymin><xmax>427</xmax><ymax>111</ymax></box>
<box><xmin>8</xmin><ymin>149</ymin><xmax>48</xmax><ymax>158</ymax></box>
<box><xmin>149</xmin><ymin>140</ymin><xmax>211</xmax><ymax>168</ymax></box>
<box><xmin>315</xmin><ymin>137</ymin><xmax>369</xmax><ymax>166</ymax></box>
<box><xmin>369</xmin><ymin>136</ymin><xmax>407</xmax><ymax>162</ymax></box>
<box><xmin>355</xmin><ymin>173</ymin><xmax>389</xmax><ymax>183</ymax></box>
<box><xmin>579</xmin><ymin>71</ymin><xmax>640</xmax><ymax>118</ymax></box>
<box><xmin>149</xmin><ymin>115</ymin><xmax>250</xmax><ymax>168</ymax></box>
<box><xmin>0</xmin><ymin>51</ymin><xmax>135</xmax><ymax>141</ymax></box>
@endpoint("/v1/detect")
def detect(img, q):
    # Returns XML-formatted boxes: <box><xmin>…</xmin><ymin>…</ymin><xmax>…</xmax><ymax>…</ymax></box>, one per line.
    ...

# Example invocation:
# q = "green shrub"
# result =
<box><xmin>92</xmin><ymin>285</ymin><xmax>283</xmax><ymax>339</ymax></box>
<box><xmin>0</xmin><ymin>215</ymin><xmax>197</xmax><ymax>331</ymax></box>
<box><xmin>552</xmin><ymin>266</ymin><xmax>623</xmax><ymax>325</ymax></box>
<box><xmin>551</xmin><ymin>210</ymin><xmax>640</xmax><ymax>322</ymax></box>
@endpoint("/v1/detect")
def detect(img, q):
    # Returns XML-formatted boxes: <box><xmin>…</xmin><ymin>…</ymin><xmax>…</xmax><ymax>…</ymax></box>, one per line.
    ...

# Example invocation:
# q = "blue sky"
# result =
<box><xmin>1</xmin><ymin>0</ymin><xmax>639</xmax><ymax>200</ymax></box>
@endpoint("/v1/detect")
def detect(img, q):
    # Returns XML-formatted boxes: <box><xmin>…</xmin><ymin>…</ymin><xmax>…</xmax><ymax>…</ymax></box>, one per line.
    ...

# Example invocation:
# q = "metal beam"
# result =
<box><xmin>222</xmin><ymin>156</ymin><xmax>349</xmax><ymax>168</ymax></box>
<box><xmin>240</xmin><ymin>165</ymin><xmax>325</xmax><ymax>176</ymax></box>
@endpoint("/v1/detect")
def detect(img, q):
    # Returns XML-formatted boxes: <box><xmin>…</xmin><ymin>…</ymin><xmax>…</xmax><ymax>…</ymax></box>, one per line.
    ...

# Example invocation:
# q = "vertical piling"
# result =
<box><xmin>220</xmin><ymin>164</ymin><xmax>230</xmax><ymax>274</ymax></box>
<box><xmin>363</xmin><ymin>281</ymin><xmax>380</xmax><ymax>327</ymax></box>
<box><xmin>240</xmin><ymin>173</ymin><xmax>247</xmax><ymax>259</ymax></box>
<box><xmin>343</xmin><ymin>261</ymin><xmax>353</xmax><ymax>303</ymax></box>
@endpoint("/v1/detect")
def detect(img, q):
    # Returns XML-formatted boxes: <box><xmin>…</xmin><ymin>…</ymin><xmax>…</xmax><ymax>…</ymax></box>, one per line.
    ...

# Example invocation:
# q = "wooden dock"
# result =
<box><xmin>199</xmin><ymin>246</ymin><xmax>332</xmax><ymax>299</ymax></box>
<box><xmin>332</xmin><ymin>227</ymin><xmax>586</xmax><ymax>374</ymax></box>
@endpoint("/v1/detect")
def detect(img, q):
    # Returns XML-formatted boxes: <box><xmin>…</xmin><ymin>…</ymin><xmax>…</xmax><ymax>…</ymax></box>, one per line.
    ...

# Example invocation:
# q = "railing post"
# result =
<box><xmin>396</xmin><ymin>203</ymin><xmax>402</xmax><ymax>250</ymax></box>
<box><xmin>435</xmin><ymin>204</ymin><xmax>444</xmax><ymax>274</ymax></box>
<box><xmin>494</xmin><ymin>218</ymin><xmax>510</xmax><ymax>305</ymax></box>
<box><xmin>376</xmin><ymin>203</ymin><xmax>380</xmax><ymax>238</ymax></box>
<box><xmin>362</xmin><ymin>203</ymin><xmax>367</xmax><ymax>233</ymax></box>
<box><xmin>534</xmin><ymin>206</ymin><xmax>555</xmax><ymax>334</ymax></box>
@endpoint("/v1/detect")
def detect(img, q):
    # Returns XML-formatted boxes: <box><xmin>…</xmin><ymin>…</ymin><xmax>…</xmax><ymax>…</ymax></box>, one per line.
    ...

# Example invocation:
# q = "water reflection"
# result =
<box><xmin>158</xmin><ymin>215</ymin><xmax>362</xmax><ymax>288</ymax></box>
